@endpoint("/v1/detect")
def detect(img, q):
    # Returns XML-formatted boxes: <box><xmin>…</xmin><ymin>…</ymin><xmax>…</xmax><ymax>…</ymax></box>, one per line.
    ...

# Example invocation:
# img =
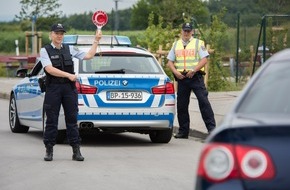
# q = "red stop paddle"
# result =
<box><xmin>92</xmin><ymin>10</ymin><xmax>108</xmax><ymax>31</ymax></box>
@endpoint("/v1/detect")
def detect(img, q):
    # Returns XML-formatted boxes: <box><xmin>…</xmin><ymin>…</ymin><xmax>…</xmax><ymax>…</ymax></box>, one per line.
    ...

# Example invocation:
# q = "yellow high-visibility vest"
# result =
<box><xmin>174</xmin><ymin>38</ymin><xmax>205</xmax><ymax>72</ymax></box>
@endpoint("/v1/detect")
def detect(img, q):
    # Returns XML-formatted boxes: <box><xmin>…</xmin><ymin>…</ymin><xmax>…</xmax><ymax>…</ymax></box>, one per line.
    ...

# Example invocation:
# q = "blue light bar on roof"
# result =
<box><xmin>62</xmin><ymin>35</ymin><xmax>131</xmax><ymax>46</ymax></box>
<box><xmin>62</xmin><ymin>35</ymin><xmax>78</xmax><ymax>44</ymax></box>
<box><xmin>115</xmin><ymin>36</ymin><xmax>131</xmax><ymax>46</ymax></box>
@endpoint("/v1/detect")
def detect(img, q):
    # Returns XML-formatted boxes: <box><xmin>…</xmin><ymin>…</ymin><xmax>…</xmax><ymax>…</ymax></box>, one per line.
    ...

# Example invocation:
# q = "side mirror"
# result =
<box><xmin>16</xmin><ymin>68</ymin><xmax>28</xmax><ymax>78</ymax></box>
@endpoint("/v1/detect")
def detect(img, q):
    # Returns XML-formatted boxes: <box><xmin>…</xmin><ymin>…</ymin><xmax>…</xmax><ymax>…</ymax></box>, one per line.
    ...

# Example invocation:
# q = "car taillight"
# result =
<box><xmin>75</xmin><ymin>81</ymin><xmax>97</xmax><ymax>94</ymax></box>
<box><xmin>152</xmin><ymin>82</ymin><xmax>175</xmax><ymax>94</ymax></box>
<box><xmin>197</xmin><ymin>143</ymin><xmax>275</xmax><ymax>183</ymax></box>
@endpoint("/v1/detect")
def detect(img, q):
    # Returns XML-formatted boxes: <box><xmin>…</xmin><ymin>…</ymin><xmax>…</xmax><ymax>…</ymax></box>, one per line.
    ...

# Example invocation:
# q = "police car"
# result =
<box><xmin>9</xmin><ymin>35</ymin><xmax>176</xmax><ymax>143</ymax></box>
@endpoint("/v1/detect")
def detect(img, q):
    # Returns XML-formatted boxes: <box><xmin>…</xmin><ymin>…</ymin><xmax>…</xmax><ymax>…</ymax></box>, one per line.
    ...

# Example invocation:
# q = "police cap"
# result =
<box><xmin>51</xmin><ymin>23</ymin><xmax>66</xmax><ymax>33</ymax></box>
<box><xmin>182</xmin><ymin>23</ymin><xmax>193</xmax><ymax>31</ymax></box>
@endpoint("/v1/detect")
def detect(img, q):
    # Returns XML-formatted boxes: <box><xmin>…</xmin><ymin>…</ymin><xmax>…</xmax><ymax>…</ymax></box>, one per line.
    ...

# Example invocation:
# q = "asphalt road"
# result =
<box><xmin>0</xmin><ymin>99</ymin><xmax>203</xmax><ymax>190</ymax></box>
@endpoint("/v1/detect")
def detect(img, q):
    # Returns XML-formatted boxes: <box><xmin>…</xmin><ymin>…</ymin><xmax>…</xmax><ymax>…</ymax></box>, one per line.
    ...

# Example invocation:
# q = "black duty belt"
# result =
<box><xmin>179</xmin><ymin>70</ymin><xmax>206</xmax><ymax>76</ymax></box>
<box><xmin>50</xmin><ymin>77</ymin><xmax>71</xmax><ymax>84</ymax></box>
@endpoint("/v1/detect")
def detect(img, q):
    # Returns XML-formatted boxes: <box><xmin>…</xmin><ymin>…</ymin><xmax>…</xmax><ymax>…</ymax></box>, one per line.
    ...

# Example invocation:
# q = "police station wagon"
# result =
<box><xmin>9</xmin><ymin>35</ymin><xmax>176</xmax><ymax>143</ymax></box>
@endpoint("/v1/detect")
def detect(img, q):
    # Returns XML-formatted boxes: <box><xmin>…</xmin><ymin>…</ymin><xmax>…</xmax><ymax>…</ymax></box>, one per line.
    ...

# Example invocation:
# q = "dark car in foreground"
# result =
<box><xmin>195</xmin><ymin>48</ymin><xmax>290</xmax><ymax>190</ymax></box>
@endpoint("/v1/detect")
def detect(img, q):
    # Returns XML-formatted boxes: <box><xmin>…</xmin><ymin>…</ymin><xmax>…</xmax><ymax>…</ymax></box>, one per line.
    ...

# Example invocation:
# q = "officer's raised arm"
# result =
<box><xmin>83</xmin><ymin>30</ymin><xmax>102</xmax><ymax>60</ymax></box>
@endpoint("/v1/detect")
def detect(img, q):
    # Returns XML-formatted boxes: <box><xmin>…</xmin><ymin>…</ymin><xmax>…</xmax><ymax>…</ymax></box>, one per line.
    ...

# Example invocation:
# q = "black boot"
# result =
<box><xmin>72</xmin><ymin>145</ymin><xmax>84</xmax><ymax>161</ymax></box>
<box><xmin>44</xmin><ymin>145</ymin><xmax>53</xmax><ymax>161</ymax></box>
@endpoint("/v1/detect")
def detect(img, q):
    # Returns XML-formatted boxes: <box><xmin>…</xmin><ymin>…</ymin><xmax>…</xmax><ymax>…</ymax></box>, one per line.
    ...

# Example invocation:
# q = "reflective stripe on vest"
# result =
<box><xmin>174</xmin><ymin>39</ymin><xmax>204</xmax><ymax>72</ymax></box>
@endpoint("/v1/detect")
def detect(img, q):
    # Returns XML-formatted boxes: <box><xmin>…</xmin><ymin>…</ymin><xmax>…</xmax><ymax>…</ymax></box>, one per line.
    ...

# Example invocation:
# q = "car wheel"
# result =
<box><xmin>42</xmin><ymin>110</ymin><xmax>66</xmax><ymax>144</ymax></box>
<box><xmin>9</xmin><ymin>93</ymin><xmax>29</xmax><ymax>133</ymax></box>
<box><xmin>149</xmin><ymin>128</ymin><xmax>173</xmax><ymax>143</ymax></box>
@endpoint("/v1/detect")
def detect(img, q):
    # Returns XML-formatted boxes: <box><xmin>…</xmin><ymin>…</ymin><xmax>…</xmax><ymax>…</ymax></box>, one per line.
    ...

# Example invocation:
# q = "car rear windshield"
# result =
<box><xmin>79</xmin><ymin>55</ymin><xmax>163</xmax><ymax>74</ymax></box>
<box><xmin>237</xmin><ymin>61</ymin><xmax>290</xmax><ymax>114</ymax></box>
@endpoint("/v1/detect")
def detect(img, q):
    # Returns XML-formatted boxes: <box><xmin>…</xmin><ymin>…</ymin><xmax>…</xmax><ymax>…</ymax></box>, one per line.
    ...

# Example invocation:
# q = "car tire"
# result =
<box><xmin>149</xmin><ymin>128</ymin><xmax>173</xmax><ymax>143</ymax></box>
<box><xmin>9</xmin><ymin>93</ymin><xmax>29</xmax><ymax>133</ymax></box>
<box><xmin>42</xmin><ymin>110</ymin><xmax>67</xmax><ymax>144</ymax></box>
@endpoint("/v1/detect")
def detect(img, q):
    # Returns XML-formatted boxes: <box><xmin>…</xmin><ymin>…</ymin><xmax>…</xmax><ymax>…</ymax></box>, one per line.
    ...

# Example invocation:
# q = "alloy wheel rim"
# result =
<box><xmin>9</xmin><ymin>98</ymin><xmax>16</xmax><ymax>129</ymax></box>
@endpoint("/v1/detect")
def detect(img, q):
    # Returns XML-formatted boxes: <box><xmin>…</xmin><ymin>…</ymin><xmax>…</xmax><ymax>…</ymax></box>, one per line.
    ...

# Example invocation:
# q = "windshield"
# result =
<box><xmin>237</xmin><ymin>60</ymin><xmax>290</xmax><ymax>114</ymax></box>
<box><xmin>79</xmin><ymin>55</ymin><xmax>163</xmax><ymax>74</ymax></box>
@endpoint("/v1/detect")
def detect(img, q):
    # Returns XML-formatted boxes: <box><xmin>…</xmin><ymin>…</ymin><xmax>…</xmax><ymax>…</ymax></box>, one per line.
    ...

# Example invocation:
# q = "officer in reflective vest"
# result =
<box><xmin>40</xmin><ymin>23</ymin><xmax>102</xmax><ymax>161</ymax></box>
<box><xmin>167</xmin><ymin>23</ymin><xmax>216</xmax><ymax>138</ymax></box>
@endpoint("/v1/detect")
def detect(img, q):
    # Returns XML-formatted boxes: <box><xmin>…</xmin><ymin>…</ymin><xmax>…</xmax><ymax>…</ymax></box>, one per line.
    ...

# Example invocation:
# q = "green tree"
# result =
<box><xmin>137</xmin><ymin>12</ymin><xmax>178</xmax><ymax>51</ymax></box>
<box><xmin>117</xmin><ymin>9</ymin><xmax>133</xmax><ymax>31</ymax></box>
<box><xmin>206</xmin><ymin>0</ymin><xmax>260</xmax><ymax>27</ymax></box>
<box><xmin>16</xmin><ymin>0</ymin><xmax>62</xmax><ymax>21</ymax></box>
<box><xmin>16</xmin><ymin>0</ymin><xmax>63</xmax><ymax>31</ymax></box>
<box><xmin>156</xmin><ymin>0</ymin><xmax>210</xmax><ymax>27</ymax></box>
<box><xmin>131</xmin><ymin>0</ymin><xmax>152</xmax><ymax>30</ymax></box>
<box><xmin>258</xmin><ymin>0</ymin><xmax>290</xmax><ymax>15</ymax></box>
<box><xmin>64</xmin><ymin>12</ymin><xmax>95</xmax><ymax>31</ymax></box>
<box><xmin>131</xmin><ymin>0</ymin><xmax>209</xmax><ymax>30</ymax></box>
<box><xmin>204</xmin><ymin>9</ymin><xmax>232</xmax><ymax>91</ymax></box>
<box><xmin>206</xmin><ymin>0</ymin><xmax>290</xmax><ymax>27</ymax></box>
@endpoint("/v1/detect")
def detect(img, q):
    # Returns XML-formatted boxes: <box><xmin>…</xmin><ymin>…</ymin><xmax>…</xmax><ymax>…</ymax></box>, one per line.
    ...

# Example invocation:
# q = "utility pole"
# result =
<box><xmin>114</xmin><ymin>0</ymin><xmax>120</xmax><ymax>33</ymax></box>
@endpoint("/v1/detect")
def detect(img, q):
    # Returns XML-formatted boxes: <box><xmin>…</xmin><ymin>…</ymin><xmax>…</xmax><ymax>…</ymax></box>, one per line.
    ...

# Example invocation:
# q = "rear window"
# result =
<box><xmin>79</xmin><ymin>55</ymin><xmax>163</xmax><ymax>74</ymax></box>
<box><xmin>237</xmin><ymin>61</ymin><xmax>290</xmax><ymax>114</ymax></box>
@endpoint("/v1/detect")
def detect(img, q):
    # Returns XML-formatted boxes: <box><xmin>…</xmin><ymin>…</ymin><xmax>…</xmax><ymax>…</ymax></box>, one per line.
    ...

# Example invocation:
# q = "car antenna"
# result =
<box><xmin>110</xmin><ymin>35</ymin><xmax>114</xmax><ymax>48</ymax></box>
<box><xmin>110</xmin><ymin>15</ymin><xmax>114</xmax><ymax>48</ymax></box>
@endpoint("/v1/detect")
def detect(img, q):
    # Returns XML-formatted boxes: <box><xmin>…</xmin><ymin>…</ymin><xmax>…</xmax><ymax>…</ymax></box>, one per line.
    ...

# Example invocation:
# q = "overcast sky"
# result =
<box><xmin>0</xmin><ymin>0</ymin><xmax>138</xmax><ymax>21</ymax></box>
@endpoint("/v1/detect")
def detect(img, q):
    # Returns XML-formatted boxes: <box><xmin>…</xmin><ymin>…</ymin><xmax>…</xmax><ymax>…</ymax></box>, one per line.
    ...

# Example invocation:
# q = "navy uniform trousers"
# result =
<box><xmin>43</xmin><ymin>82</ymin><xmax>80</xmax><ymax>146</ymax></box>
<box><xmin>176</xmin><ymin>72</ymin><xmax>216</xmax><ymax>135</ymax></box>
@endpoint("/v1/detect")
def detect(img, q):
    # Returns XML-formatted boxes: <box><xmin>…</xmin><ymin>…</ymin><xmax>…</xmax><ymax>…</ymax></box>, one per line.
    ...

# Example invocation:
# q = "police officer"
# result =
<box><xmin>40</xmin><ymin>23</ymin><xmax>102</xmax><ymax>161</ymax></box>
<box><xmin>167</xmin><ymin>23</ymin><xmax>216</xmax><ymax>138</ymax></box>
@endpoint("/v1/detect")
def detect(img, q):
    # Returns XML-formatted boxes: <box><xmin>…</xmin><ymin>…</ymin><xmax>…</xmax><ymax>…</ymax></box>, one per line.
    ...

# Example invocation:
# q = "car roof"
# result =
<box><xmin>78</xmin><ymin>45</ymin><xmax>153</xmax><ymax>56</ymax></box>
<box><xmin>265</xmin><ymin>48</ymin><xmax>290</xmax><ymax>62</ymax></box>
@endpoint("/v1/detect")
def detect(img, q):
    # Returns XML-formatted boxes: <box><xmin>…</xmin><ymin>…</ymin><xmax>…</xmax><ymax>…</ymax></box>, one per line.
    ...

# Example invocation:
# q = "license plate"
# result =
<box><xmin>107</xmin><ymin>91</ymin><xmax>142</xmax><ymax>101</ymax></box>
